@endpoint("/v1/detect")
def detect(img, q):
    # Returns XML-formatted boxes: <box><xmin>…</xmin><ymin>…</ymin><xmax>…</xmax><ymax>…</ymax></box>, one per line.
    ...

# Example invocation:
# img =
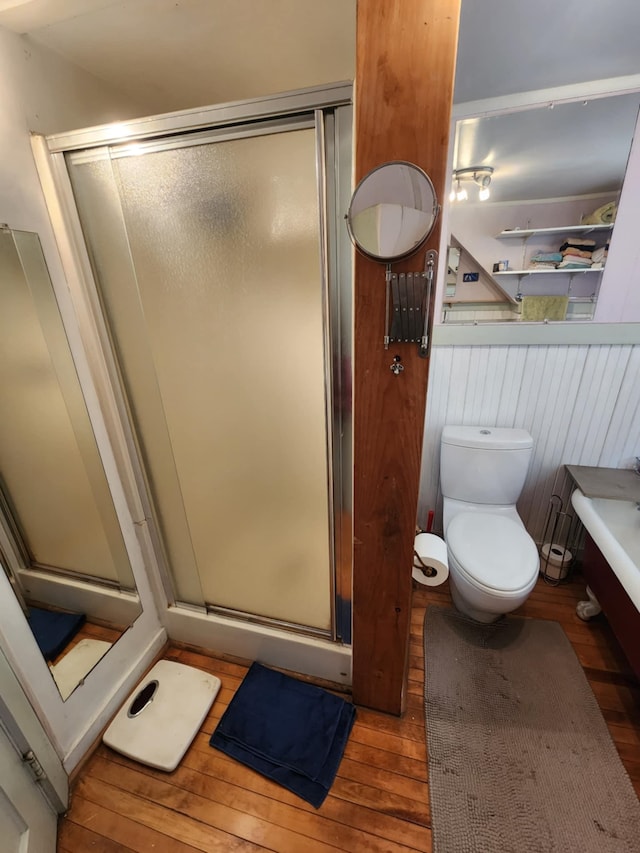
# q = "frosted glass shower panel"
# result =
<box><xmin>69</xmin><ymin>128</ymin><xmax>332</xmax><ymax>630</ymax></box>
<box><xmin>66</xmin><ymin>150</ymin><xmax>204</xmax><ymax>606</ymax></box>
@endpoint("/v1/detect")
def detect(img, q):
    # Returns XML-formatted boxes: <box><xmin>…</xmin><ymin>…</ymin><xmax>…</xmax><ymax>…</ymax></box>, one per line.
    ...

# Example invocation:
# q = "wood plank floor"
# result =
<box><xmin>58</xmin><ymin>574</ymin><xmax>640</xmax><ymax>852</ymax></box>
<box><xmin>50</xmin><ymin>621</ymin><xmax>124</xmax><ymax>666</ymax></box>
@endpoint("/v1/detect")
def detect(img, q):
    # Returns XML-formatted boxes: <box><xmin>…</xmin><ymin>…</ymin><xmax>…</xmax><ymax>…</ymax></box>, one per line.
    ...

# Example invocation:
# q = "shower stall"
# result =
<box><xmin>36</xmin><ymin>84</ymin><xmax>353</xmax><ymax>678</ymax></box>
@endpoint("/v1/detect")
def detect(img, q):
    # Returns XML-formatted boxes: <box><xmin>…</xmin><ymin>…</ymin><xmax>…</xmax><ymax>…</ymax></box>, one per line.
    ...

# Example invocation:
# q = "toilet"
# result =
<box><xmin>440</xmin><ymin>426</ymin><xmax>539</xmax><ymax>623</ymax></box>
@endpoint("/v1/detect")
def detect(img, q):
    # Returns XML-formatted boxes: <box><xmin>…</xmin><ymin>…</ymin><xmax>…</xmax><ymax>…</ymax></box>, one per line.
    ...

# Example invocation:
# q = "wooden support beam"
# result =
<box><xmin>352</xmin><ymin>0</ymin><xmax>460</xmax><ymax>714</ymax></box>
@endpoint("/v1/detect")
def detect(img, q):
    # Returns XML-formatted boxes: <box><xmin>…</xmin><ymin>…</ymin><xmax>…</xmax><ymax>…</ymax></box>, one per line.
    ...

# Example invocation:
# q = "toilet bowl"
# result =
<box><xmin>440</xmin><ymin>426</ymin><xmax>539</xmax><ymax>623</ymax></box>
<box><xmin>446</xmin><ymin>510</ymin><xmax>539</xmax><ymax>622</ymax></box>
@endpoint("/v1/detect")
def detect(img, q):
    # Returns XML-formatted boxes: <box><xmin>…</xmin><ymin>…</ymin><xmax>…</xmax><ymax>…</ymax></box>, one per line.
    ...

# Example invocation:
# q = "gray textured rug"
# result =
<box><xmin>424</xmin><ymin>606</ymin><xmax>640</xmax><ymax>852</ymax></box>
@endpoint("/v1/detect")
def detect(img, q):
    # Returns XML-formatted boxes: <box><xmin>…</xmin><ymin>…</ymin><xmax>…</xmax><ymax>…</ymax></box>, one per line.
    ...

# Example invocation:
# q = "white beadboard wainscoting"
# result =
<box><xmin>419</xmin><ymin>343</ymin><xmax>640</xmax><ymax>544</ymax></box>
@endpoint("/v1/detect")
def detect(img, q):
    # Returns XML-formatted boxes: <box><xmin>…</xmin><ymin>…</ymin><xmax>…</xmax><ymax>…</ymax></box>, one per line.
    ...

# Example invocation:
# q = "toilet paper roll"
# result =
<box><xmin>541</xmin><ymin>542</ymin><xmax>572</xmax><ymax>567</ymax></box>
<box><xmin>541</xmin><ymin>542</ymin><xmax>572</xmax><ymax>580</ymax></box>
<box><xmin>412</xmin><ymin>533</ymin><xmax>449</xmax><ymax>587</ymax></box>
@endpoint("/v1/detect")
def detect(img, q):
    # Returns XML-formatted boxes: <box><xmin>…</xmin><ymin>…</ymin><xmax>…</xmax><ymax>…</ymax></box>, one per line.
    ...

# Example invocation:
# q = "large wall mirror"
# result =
<box><xmin>442</xmin><ymin>91</ymin><xmax>640</xmax><ymax>325</ymax></box>
<box><xmin>0</xmin><ymin>226</ymin><xmax>142</xmax><ymax>701</ymax></box>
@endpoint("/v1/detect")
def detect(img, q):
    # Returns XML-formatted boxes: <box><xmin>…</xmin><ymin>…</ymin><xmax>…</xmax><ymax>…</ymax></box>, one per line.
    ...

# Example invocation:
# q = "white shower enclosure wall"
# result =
<box><xmin>36</xmin><ymin>84</ymin><xmax>353</xmax><ymax>683</ymax></box>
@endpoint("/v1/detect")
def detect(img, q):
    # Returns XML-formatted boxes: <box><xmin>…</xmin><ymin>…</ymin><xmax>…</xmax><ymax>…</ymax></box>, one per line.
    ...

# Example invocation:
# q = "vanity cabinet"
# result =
<box><xmin>581</xmin><ymin>532</ymin><xmax>640</xmax><ymax>680</ymax></box>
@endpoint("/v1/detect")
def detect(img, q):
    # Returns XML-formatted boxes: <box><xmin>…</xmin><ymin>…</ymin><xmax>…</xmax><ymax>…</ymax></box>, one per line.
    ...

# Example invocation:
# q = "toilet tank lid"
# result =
<box><xmin>441</xmin><ymin>426</ymin><xmax>533</xmax><ymax>451</ymax></box>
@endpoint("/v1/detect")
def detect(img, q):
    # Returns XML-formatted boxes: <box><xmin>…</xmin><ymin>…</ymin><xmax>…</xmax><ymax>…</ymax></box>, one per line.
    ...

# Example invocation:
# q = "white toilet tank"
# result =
<box><xmin>440</xmin><ymin>426</ymin><xmax>533</xmax><ymax>505</ymax></box>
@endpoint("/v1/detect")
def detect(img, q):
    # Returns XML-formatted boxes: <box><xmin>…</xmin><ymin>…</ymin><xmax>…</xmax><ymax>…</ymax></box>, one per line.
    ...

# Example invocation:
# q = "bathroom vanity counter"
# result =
<box><xmin>565</xmin><ymin>464</ymin><xmax>640</xmax><ymax>503</ymax></box>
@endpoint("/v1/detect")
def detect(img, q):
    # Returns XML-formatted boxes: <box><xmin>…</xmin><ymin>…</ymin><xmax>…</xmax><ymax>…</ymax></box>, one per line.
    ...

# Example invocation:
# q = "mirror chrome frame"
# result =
<box><xmin>346</xmin><ymin>160</ymin><xmax>440</xmax><ymax>262</ymax></box>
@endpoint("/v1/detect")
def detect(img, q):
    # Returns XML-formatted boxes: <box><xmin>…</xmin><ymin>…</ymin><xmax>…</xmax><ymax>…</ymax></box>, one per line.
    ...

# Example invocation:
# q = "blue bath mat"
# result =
<box><xmin>27</xmin><ymin>607</ymin><xmax>86</xmax><ymax>661</ymax></box>
<box><xmin>210</xmin><ymin>662</ymin><xmax>356</xmax><ymax>807</ymax></box>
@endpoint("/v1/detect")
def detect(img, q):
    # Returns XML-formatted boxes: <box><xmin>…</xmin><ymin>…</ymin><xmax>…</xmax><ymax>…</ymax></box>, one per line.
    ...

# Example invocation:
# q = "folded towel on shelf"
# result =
<box><xmin>559</xmin><ymin>252</ymin><xmax>592</xmax><ymax>261</ymax></box>
<box><xmin>559</xmin><ymin>253</ymin><xmax>592</xmax><ymax>262</ymax></box>
<box><xmin>557</xmin><ymin>258</ymin><xmax>592</xmax><ymax>270</ymax></box>
<box><xmin>581</xmin><ymin>201</ymin><xmax>617</xmax><ymax>225</ymax></box>
<box><xmin>529</xmin><ymin>252</ymin><xmax>563</xmax><ymax>264</ymax></box>
<box><xmin>559</xmin><ymin>238</ymin><xmax>596</xmax><ymax>252</ymax></box>
<box><xmin>562</xmin><ymin>247</ymin><xmax>592</xmax><ymax>258</ymax></box>
<box><xmin>520</xmin><ymin>295</ymin><xmax>569</xmax><ymax>322</ymax></box>
<box><xmin>591</xmin><ymin>246</ymin><xmax>608</xmax><ymax>264</ymax></box>
<box><xmin>528</xmin><ymin>262</ymin><xmax>557</xmax><ymax>270</ymax></box>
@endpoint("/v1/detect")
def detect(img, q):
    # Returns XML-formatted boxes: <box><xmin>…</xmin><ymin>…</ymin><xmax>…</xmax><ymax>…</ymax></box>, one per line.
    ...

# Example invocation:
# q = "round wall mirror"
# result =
<box><xmin>346</xmin><ymin>161</ymin><xmax>439</xmax><ymax>261</ymax></box>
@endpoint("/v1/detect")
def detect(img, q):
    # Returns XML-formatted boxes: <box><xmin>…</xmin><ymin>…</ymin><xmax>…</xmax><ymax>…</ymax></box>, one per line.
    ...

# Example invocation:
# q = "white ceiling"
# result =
<box><xmin>1</xmin><ymin>0</ymin><xmax>639</xmax><ymax>202</ymax></box>
<box><xmin>454</xmin><ymin>0</ymin><xmax>640</xmax><ymax>104</ymax></box>
<box><xmin>0</xmin><ymin>0</ymin><xmax>356</xmax><ymax>114</ymax></box>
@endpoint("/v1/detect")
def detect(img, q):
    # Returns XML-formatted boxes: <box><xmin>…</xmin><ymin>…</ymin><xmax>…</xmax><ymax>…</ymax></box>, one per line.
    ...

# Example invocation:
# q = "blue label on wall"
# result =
<box><xmin>463</xmin><ymin>272</ymin><xmax>479</xmax><ymax>282</ymax></box>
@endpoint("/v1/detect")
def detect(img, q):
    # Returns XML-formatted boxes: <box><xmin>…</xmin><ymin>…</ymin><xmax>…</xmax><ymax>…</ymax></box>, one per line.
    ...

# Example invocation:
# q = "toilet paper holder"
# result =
<box><xmin>413</xmin><ymin>549</ymin><xmax>436</xmax><ymax>577</ymax></box>
<box><xmin>540</xmin><ymin>494</ymin><xmax>583</xmax><ymax>586</ymax></box>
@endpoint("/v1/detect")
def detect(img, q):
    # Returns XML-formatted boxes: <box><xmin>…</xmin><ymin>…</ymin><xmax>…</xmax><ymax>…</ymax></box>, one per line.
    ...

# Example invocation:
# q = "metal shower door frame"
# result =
<box><xmin>34</xmin><ymin>83</ymin><xmax>353</xmax><ymax>646</ymax></box>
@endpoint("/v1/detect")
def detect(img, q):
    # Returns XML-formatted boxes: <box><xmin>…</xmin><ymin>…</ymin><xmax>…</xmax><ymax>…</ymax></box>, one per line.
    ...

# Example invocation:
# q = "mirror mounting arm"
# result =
<box><xmin>419</xmin><ymin>249</ymin><xmax>438</xmax><ymax>359</ymax></box>
<box><xmin>384</xmin><ymin>263</ymin><xmax>392</xmax><ymax>349</ymax></box>
<box><xmin>382</xmin><ymin>250</ymin><xmax>438</xmax><ymax>357</ymax></box>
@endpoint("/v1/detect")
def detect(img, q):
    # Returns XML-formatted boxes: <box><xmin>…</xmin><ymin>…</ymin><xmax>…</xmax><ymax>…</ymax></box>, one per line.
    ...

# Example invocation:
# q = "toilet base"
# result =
<box><xmin>450</xmin><ymin>577</ymin><xmax>503</xmax><ymax>623</ymax></box>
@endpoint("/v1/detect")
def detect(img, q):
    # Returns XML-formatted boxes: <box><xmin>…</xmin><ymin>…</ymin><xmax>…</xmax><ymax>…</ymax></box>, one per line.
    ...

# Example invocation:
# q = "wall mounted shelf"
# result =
<box><xmin>494</xmin><ymin>268</ymin><xmax>604</xmax><ymax>276</ymax></box>
<box><xmin>492</xmin><ymin>225</ymin><xmax>609</xmax><ymax>299</ymax></box>
<box><xmin>496</xmin><ymin>224</ymin><xmax>614</xmax><ymax>239</ymax></box>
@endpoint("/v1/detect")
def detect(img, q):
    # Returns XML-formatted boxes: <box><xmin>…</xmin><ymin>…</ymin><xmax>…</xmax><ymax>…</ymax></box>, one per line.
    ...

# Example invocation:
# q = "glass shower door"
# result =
<box><xmin>67</xmin><ymin>120</ymin><xmax>334</xmax><ymax>634</ymax></box>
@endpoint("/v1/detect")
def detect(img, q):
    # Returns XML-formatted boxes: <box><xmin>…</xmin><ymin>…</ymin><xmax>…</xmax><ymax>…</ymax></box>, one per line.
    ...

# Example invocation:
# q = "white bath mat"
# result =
<box><xmin>50</xmin><ymin>639</ymin><xmax>112</xmax><ymax>700</ymax></box>
<box><xmin>103</xmin><ymin>659</ymin><xmax>221</xmax><ymax>771</ymax></box>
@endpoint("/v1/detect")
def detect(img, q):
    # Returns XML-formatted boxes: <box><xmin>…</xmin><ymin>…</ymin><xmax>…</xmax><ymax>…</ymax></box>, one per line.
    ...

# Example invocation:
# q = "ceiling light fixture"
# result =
<box><xmin>451</xmin><ymin>166</ymin><xmax>494</xmax><ymax>202</ymax></box>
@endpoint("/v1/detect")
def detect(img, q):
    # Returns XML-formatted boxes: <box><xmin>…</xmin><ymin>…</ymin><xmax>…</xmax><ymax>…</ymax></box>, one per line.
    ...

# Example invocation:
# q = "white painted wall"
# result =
<box><xmin>0</xmin><ymin>0</ymin><xmax>356</xmax><ymax>116</ymax></box>
<box><xmin>419</xmin><ymin>343</ymin><xmax>640</xmax><ymax>544</ymax></box>
<box><xmin>0</xmin><ymin>25</ymin><xmax>143</xmax><ymax>234</ymax></box>
<box><xmin>0</xmin><ymin>26</ymin><xmax>165</xmax><ymax>771</ymax></box>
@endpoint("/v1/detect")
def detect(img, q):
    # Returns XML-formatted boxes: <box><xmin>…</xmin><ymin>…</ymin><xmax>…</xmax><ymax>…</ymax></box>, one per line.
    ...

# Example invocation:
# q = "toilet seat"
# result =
<box><xmin>447</xmin><ymin>512</ymin><xmax>539</xmax><ymax>593</ymax></box>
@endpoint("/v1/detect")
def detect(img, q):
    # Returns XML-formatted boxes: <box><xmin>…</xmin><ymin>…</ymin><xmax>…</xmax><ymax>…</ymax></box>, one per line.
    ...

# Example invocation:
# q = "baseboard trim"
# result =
<box><xmin>164</xmin><ymin>606</ymin><xmax>352</xmax><ymax>687</ymax></box>
<box><xmin>19</xmin><ymin>568</ymin><xmax>141</xmax><ymax>626</ymax></box>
